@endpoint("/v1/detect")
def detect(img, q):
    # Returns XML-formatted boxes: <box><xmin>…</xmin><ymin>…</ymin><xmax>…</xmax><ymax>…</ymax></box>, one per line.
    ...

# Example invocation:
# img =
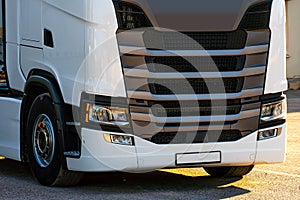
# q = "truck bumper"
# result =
<box><xmin>66</xmin><ymin>123</ymin><xmax>287</xmax><ymax>172</ymax></box>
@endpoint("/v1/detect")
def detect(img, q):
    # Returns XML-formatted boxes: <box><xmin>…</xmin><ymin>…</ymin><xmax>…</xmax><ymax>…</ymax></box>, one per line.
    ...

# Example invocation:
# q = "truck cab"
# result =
<box><xmin>0</xmin><ymin>0</ymin><xmax>287</xmax><ymax>186</ymax></box>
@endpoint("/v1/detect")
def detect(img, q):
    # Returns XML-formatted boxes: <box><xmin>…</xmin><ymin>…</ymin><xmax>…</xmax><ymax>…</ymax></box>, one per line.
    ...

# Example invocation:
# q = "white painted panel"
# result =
<box><xmin>255</xmin><ymin>124</ymin><xmax>287</xmax><ymax>164</ymax></box>
<box><xmin>264</xmin><ymin>0</ymin><xmax>288</xmax><ymax>93</ymax></box>
<box><xmin>5</xmin><ymin>0</ymin><xmax>20</xmax><ymax>44</ymax></box>
<box><xmin>20</xmin><ymin>45</ymin><xmax>44</xmax><ymax>76</ymax></box>
<box><xmin>20</xmin><ymin>0</ymin><xmax>42</xmax><ymax>46</ymax></box>
<box><xmin>84</xmin><ymin>0</ymin><xmax>127</xmax><ymax>99</ymax></box>
<box><xmin>42</xmin><ymin>2</ymin><xmax>85</xmax><ymax>106</ymax></box>
<box><xmin>0</xmin><ymin>97</ymin><xmax>22</xmax><ymax>161</ymax></box>
<box><xmin>41</xmin><ymin>0</ymin><xmax>126</xmax><ymax>106</ymax></box>
<box><xmin>6</xmin><ymin>44</ymin><xmax>26</xmax><ymax>92</ymax></box>
<box><xmin>67</xmin><ymin>128</ymin><xmax>138</xmax><ymax>172</ymax></box>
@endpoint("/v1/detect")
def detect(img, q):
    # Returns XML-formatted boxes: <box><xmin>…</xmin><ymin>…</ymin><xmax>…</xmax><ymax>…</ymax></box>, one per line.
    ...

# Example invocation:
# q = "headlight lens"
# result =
<box><xmin>85</xmin><ymin>103</ymin><xmax>130</xmax><ymax>127</ymax></box>
<box><xmin>261</xmin><ymin>100</ymin><xmax>286</xmax><ymax>122</ymax></box>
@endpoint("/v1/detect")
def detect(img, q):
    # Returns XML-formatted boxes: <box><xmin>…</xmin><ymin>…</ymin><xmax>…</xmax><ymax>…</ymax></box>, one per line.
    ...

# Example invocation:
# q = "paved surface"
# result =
<box><xmin>0</xmin><ymin>90</ymin><xmax>300</xmax><ymax>199</ymax></box>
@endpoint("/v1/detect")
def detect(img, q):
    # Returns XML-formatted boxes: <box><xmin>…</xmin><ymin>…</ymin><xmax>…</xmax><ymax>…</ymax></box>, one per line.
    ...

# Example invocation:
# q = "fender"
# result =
<box><xmin>21</xmin><ymin>74</ymin><xmax>81</xmax><ymax>169</ymax></box>
<box><xmin>24</xmin><ymin>75</ymin><xmax>63</xmax><ymax>104</ymax></box>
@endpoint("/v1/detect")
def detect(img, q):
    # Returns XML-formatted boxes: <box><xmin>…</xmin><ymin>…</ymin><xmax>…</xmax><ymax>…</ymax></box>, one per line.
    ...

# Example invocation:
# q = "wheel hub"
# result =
<box><xmin>33</xmin><ymin>114</ymin><xmax>55</xmax><ymax>168</ymax></box>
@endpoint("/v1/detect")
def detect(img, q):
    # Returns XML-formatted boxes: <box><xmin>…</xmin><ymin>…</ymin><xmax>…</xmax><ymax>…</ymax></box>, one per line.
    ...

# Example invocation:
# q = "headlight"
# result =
<box><xmin>261</xmin><ymin>100</ymin><xmax>286</xmax><ymax>122</ymax></box>
<box><xmin>85</xmin><ymin>103</ymin><xmax>130</xmax><ymax>127</ymax></box>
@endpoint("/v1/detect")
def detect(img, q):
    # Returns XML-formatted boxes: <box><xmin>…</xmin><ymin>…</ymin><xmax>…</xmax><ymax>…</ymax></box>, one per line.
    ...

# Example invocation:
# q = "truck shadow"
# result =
<box><xmin>0</xmin><ymin>159</ymin><xmax>250</xmax><ymax>199</ymax></box>
<box><xmin>80</xmin><ymin>171</ymin><xmax>249</xmax><ymax>199</ymax></box>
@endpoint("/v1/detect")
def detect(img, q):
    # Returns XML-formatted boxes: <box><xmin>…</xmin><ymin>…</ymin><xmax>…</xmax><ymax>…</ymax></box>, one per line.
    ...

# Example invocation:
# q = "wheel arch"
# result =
<box><xmin>21</xmin><ymin>69</ymin><xmax>65</xmax><ymax>163</ymax></box>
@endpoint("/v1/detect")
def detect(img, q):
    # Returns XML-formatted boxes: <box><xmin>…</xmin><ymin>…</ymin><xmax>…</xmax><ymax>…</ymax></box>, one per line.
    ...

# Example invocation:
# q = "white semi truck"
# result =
<box><xmin>0</xmin><ymin>0</ymin><xmax>287</xmax><ymax>186</ymax></box>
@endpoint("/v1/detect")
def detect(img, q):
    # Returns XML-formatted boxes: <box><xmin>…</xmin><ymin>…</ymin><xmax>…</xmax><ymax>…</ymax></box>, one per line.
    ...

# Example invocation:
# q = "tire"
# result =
<box><xmin>203</xmin><ymin>165</ymin><xmax>254</xmax><ymax>177</ymax></box>
<box><xmin>26</xmin><ymin>93</ymin><xmax>82</xmax><ymax>186</ymax></box>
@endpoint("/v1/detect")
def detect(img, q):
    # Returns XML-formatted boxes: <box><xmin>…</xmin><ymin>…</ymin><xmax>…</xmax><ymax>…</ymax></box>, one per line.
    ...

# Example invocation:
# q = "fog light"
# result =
<box><xmin>104</xmin><ymin>134</ymin><xmax>134</xmax><ymax>146</ymax></box>
<box><xmin>0</xmin><ymin>156</ymin><xmax>5</xmax><ymax>160</ymax></box>
<box><xmin>258</xmin><ymin>129</ymin><xmax>278</xmax><ymax>140</ymax></box>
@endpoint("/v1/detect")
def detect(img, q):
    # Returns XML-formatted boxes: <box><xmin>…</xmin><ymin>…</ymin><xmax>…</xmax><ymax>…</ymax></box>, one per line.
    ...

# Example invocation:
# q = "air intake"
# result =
<box><xmin>150</xmin><ymin>130</ymin><xmax>242</xmax><ymax>144</ymax></box>
<box><xmin>146</xmin><ymin>56</ymin><xmax>246</xmax><ymax>73</ymax></box>
<box><xmin>143</xmin><ymin>30</ymin><xmax>247</xmax><ymax>50</ymax></box>
<box><xmin>148</xmin><ymin>78</ymin><xmax>244</xmax><ymax>95</ymax></box>
<box><xmin>239</xmin><ymin>0</ymin><xmax>272</xmax><ymax>30</ymax></box>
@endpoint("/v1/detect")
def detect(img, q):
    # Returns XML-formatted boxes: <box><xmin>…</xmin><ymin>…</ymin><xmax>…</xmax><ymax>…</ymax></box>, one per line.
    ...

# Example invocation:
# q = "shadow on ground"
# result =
<box><xmin>0</xmin><ymin>159</ymin><xmax>250</xmax><ymax>199</ymax></box>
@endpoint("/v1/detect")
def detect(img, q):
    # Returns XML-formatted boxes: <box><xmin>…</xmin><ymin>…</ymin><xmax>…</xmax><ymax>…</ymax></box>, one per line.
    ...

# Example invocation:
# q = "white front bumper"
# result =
<box><xmin>66</xmin><ymin>123</ymin><xmax>287</xmax><ymax>172</ymax></box>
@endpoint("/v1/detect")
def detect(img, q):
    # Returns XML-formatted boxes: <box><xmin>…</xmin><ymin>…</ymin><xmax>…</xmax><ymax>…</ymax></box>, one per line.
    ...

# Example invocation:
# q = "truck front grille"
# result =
<box><xmin>117</xmin><ymin>0</ymin><xmax>272</xmax><ymax>144</ymax></box>
<box><xmin>144</xmin><ymin>30</ymin><xmax>247</xmax><ymax>50</ymax></box>
<box><xmin>146</xmin><ymin>56</ymin><xmax>246</xmax><ymax>73</ymax></box>
<box><xmin>150</xmin><ymin>100</ymin><xmax>241</xmax><ymax>117</ymax></box>
<box><xmin>150</xmin><ymin>130</ymin><xmax>242</xmax><ymax>144</ymax></box>
<box><xmin>149</xmin><ymin>78</ymin><xmax>244</xmax><ymax>95</ymax></box>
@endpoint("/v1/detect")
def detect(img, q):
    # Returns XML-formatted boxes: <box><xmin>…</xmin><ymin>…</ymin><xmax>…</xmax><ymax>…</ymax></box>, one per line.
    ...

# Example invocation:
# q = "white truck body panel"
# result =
<box><xmin>264</xmin><ymin>0</ymin><xmax>288</xmax><ymax>94</ymax></box>
<box><xmin>16</xmin><ymin>0</ymin><xmax>127</xmax><ymax>106</ymax></box>
<box><xmin>0</xmin><ymin>97</ymin><xmax>21</xmax><ymax>161</ymax></box>
<box><xmin>67</xmin><ymin>123</ymin><xmax>286</xmax><ymax>172</ymax></box>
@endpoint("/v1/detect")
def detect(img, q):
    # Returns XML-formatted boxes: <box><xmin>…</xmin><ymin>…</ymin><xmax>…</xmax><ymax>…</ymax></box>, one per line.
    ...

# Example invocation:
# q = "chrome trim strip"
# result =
<box><xmin>131</xmin><ymin>109</ymin><xmax>260</xmax><ymax>123</ymax></box>
<box><xmin>124</xmin><ymin>66</ymin><xmax>266</xmax><ymax>79</ymax></box>
<box><xmin>127</xmin><ymin>88</ymin><xmax>263</xmax><ymax>101</ymax></box>
<box><xmin>119</xmin><ymin>44</ymin><xmax>269</xmax><ymax>57</ymax></box>
<box><xmin>155</xmin><ymin>124</ymin><xmax>231</xmax><ymax>132</ymax></box>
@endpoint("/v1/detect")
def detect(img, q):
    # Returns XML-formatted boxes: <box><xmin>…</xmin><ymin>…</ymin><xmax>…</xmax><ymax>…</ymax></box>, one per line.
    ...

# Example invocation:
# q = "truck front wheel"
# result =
<box><xmin>26</xmin><ymin>93</ymin><xmax>82</xmax><ymax>186</ymax></box>
<box><xmin>203</xmin><ymin>165</ymin><xmax>254</xmax><ymax>177</ymax></box>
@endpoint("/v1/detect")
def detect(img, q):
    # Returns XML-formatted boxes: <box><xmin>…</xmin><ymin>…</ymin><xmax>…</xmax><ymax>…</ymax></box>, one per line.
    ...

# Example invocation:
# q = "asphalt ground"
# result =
<box><xmin>0</xmin><ymin>90</ymin><xmax>299</xmax><ymax>199</ymax></box>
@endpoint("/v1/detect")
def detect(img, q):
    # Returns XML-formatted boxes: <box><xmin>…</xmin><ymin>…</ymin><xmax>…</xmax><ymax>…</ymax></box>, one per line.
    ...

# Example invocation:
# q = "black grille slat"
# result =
<box><xmin>150</xmin><ymin>130</ymin><xmax>242</xmax><ymax>144</ymax></box>
<box><xmin>146</xmin><ymin>56</ymin><xmax>246</xmax><ymax>73</ymax></box>
<box><xmin>247</xmin><ymin>1</ymin><xmax>272</xmax><ymax>13</ymax></box>
<box><xmin>239</xmin><ymin>1</ymin><xmax>272</xmax><ymax>30</ymax></box>
<box><xmin>152</xmin><ymin>106</ymin><xmax>241</xmax><ymax>117</ymax></box>
<box><xmin>150</xmin><ymin>99</ymin><xmax>241</xmax><ymax>117</ymax></box>
<box><xmin>240</xmin><ymin>12</ymin><xmax>271</xmax><ymax>30</ymax></box>
<box><xmin>143</xmin><ymin>30</ymin><xmax>247</xmax><ymax>50</ymax></box>
<box><xmin>149</xmin><ymin>78</ymin><xmax>244</xmax><ymax>95</ymax></box>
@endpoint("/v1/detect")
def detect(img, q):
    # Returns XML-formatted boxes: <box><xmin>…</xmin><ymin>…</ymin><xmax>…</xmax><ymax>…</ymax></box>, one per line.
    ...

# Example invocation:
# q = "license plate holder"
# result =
<box><xmin>176</xmin><ymin>151</ymin><xmax>221</xmax><ymax>165</ymax></box>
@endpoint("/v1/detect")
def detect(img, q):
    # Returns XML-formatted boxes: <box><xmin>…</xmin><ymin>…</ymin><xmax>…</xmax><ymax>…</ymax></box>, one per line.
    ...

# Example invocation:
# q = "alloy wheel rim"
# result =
<box><xmin>32</xmin><ymin>114</ymin><xmax>55</xmax><ymax>168</ymax></box>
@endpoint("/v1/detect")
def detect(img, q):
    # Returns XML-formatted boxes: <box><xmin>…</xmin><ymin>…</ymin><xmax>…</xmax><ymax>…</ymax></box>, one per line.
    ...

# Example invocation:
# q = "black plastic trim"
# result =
<box><xmin>82</xmin><ymin>92</ymin><xmax>128</xmax><ymax>106</ymax></box>
<box><xmin>20</xmin><ymin>44</ymin><xmax>43</xmax><ymax>50</ymax></box>
<box><xmin>238</xmin><ymin>0</ymin><xmax>273</xmax><ymax>31</ymax></box>
<box><xmin>259</xmin><ymin>119</ymin><xmax>286</xmax><ymax>129</ymax></box>
<box><xmin>25</xmin><ymin>75</ymin><xmax>63</xmax><ymax>104</ymax></box>
<box><xmin>260</xmin><ymin>92</ymin><xmax>283</xmax><ymax>104</ymax></box>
